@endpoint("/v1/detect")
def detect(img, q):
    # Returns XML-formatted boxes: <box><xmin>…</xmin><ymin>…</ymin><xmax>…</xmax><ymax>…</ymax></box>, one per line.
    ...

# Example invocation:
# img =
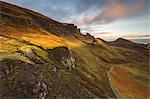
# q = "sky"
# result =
<box><xmin>2</xmin><ymin>0</ymin><xmax>150</xmax><ymax>40</ymax></box>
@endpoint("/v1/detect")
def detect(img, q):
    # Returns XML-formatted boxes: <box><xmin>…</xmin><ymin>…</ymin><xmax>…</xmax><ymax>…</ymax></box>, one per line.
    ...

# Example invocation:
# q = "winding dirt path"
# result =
<box><xmin>107</xmin><ymin>66</ymin><xmax>120</xmax><ymax>98</ymax></box>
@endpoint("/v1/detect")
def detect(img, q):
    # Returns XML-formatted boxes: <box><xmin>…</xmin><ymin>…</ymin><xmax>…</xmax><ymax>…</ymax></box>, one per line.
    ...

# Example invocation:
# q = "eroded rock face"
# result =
<box><xmin>61</xmin><ymin>55</ymin><xmax>75</xmax><ymax>69</ymax></box>
<box><xmin>47</xmin><ymin>46</ymin><xmax>75</xmax><ymax>69</ymax></box>
<box><xmin>33</xmin><ymin>82</ymin><xmax>48</xmax><ymax>99</ymax></box>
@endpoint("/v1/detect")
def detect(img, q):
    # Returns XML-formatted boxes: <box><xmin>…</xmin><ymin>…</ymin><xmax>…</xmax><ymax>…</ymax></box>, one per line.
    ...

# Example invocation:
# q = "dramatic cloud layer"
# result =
<box><xmin>73</xmin><ymin>0</ymin><xmax>148</xmax><ymax>26</ymax></box>
<box><xmin>75</xmin><ymin>0</ymin><xmax>106</xmax><ymax>13</ymax></box>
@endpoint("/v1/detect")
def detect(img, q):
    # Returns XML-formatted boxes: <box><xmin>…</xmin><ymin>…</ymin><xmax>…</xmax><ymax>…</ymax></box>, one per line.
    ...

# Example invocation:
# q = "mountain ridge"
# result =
<box><xmin>0</xmin><ymin>1</ymin><xmax>80</xmax><ymax>37</ymax></box>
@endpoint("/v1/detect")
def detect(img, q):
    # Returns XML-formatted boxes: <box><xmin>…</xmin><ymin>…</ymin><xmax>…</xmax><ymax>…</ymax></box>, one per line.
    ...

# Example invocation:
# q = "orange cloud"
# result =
<box><xmin>91</xmin><ymin>2</ymin><xmax>144</xmax><ymax>23</ymax></box>
<box><xmin>96</xmin><ymin>1</ymin><xmax>144</xmax><ymax>23</ymax></box>
<box><xmin>73</xmin><ymin>0</ymin><xmax>145</xmax><ymax>26</ymax></box>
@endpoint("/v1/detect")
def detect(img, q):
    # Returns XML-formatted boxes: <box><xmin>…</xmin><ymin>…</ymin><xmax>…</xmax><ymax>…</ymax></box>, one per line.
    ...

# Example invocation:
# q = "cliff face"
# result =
<box><xmin>0</xmin><ymin>1</ymin><xmax>149</xmax><ymax>99</ymax></box>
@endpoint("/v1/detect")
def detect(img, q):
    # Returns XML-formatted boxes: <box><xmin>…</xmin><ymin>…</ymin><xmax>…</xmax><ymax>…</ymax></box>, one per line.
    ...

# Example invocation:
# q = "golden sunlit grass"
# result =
<box><xmin>21</xmin><ymin>33</ymin><xmax>66</xmax><ymax>49</ymax></box>
<box><xmin>64</xmin><ymin>37</ymin><xmax>86</xmax><ymax>48</ymax></box>
<box><xmin>0</xmin><ymin>43</ymin><xmax>18</xmax><ymax>52</ymax></box>
<box><xmin>20</xmin><ymin>45</ymin><xmax>49</xmax><ymax>59</ymax></box>
<box><xmin>0</xmin><ymin>25</ymin><xmax>67</xmax><ymax>49</ymax></box>
<box><xmin>0</xmin><ymin>36</ymin><xmax>26</xmax><ymax>52</ymax></box>
<box><xmin>0</xmin><ymin>52</ymin><xmax>34</xmax><ymax>64</ymax></box>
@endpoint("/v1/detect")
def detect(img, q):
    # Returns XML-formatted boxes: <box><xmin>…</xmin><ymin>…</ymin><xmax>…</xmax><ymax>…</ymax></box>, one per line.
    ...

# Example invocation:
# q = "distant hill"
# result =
<box><xmin>108</xmin><ymin>38</ymin><xmax>149</xmax><ymax>55</ymax></box>
<box><xmin>0</xmin><ymin>1</ymin><xmax>149</xmax><ymax>99</ymax></box>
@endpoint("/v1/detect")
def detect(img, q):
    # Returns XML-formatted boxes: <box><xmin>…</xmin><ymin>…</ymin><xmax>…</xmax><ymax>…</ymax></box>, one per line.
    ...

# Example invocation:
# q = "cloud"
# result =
<box><xmin>75</xmin><ymin>0</ymin><xmax>107</xmax><ymax>13</ymax></box>
<box><xmin>122</xmin><ymin>34</ymin><xmax>150</xmax><ymax>39</ymax></box>
<box><xmin>2</xmin><ymin>0</ymin><xmax>149</xmax><ymax>29</ymax></box>
<box><xmin>73</xmin><ymin>0</ymin><xmax>147</xmax><ymax>27</ymax></box>
<box><xmin>2</xmin><ymin>0</ymin><xmax>74</xmax><ymax>21</ymax></box>
<box><xmin>94</xmin><ymin>1</ymin><xmax>144</xmax><ymax>23</ymax></box>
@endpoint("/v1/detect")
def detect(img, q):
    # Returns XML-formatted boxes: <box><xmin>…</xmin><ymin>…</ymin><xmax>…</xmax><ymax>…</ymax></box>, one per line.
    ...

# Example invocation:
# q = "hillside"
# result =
<box><xmin>0</xmin><ymin>1</ymin><xmax>149</xmax><ymax>99</ymax></box>
<box><xmin>108</xmin><ymin>38</ymin><xmax>149</xmax><ymax>55</ymax></box>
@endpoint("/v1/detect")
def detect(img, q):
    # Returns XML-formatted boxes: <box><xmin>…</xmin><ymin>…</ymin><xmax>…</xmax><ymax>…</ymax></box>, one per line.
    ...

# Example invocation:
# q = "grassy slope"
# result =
<box><xmin>109</xmin><ymin>63</ymin><xmax>150</xmax><ymax>99</ymax></box>
<box><xmin>0</xmin><ymin>1</ymin><xmax>149</xmax><ymax>98</ymax></box>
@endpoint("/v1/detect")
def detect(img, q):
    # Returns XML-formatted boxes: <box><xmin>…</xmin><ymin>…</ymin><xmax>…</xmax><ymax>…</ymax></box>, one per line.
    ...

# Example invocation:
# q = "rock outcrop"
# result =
<box><xmin>47</xmin><ymin>46</ymin><xmax>75</xmax><ymax>69</ymax></box>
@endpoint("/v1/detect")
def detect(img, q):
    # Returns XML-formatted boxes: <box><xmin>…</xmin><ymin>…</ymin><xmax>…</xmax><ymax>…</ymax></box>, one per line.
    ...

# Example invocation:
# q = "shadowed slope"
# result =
<box><xmin>108</xmin><ymin>38</ymin><xmax>149</xmax><ymax>55</ymax></box>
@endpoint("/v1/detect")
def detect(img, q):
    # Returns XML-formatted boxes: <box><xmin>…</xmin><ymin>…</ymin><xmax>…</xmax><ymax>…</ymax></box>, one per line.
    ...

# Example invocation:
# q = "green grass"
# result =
<box><xmin>0</xmin><ymin>52</ymin><xmax>34</xmax><ymax>64</ymax></box>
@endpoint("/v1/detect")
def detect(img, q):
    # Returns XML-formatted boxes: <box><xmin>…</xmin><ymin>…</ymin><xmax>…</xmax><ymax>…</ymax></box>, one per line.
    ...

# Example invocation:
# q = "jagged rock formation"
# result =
<box><xmin>0</xmin><ymin>1</ymin><xmax>149</xmax><ymax>99</ymax></box>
